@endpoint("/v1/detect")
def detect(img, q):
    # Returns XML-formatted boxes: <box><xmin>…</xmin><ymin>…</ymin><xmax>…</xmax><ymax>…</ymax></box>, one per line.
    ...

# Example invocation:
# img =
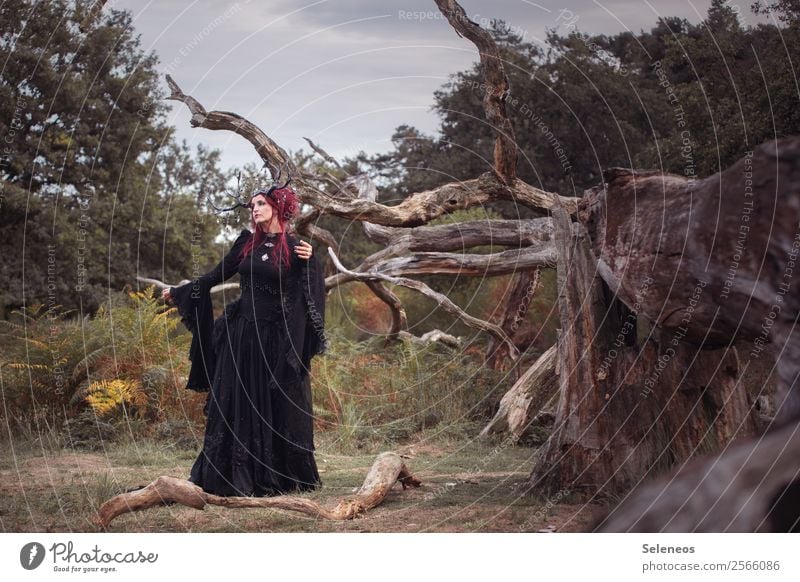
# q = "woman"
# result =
<box><xmin>163</xmin><ymin>185</ymin><xmax>327</xmax><ymax>497</ymax></box>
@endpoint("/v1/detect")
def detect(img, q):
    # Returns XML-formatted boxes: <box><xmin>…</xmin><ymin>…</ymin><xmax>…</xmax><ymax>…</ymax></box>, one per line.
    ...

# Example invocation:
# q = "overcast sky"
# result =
<box><xmin>110</xmin><ymin>0</ymin><xmax>756</xmax><ymax>171</ymax></box>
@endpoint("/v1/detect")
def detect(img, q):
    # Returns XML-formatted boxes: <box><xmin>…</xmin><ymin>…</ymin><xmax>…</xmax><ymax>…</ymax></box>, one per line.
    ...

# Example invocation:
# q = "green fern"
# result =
<box><xmin>1</xmin><ymin>287</ymin><xmax>192</xmax><ymax>432</ymax></box>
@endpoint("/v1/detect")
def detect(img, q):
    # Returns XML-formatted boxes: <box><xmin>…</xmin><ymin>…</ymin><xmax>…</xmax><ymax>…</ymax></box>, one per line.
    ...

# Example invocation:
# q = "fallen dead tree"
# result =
<box><xmin>96</xmin><ymin>452</ymin><xmax>421</xmax><ymax>528</ymax></box>
<box><xmin>121</xmin><ymin>0</ymin><xmax>799</xmax><ymax>532</ymax></box>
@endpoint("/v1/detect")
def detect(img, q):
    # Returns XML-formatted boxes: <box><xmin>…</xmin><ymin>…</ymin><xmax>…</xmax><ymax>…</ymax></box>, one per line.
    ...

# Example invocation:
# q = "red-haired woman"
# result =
<box><xmin>163</xmin><ymin>185</ymin><xmax>327</xmax><ymax>497</ymax></box>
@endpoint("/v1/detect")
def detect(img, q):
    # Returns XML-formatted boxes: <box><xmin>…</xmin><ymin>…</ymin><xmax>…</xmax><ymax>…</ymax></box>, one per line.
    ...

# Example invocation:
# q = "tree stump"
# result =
<box><xmin>579</xmin><ymin>137</ymin><xmax>800</xmax><ymax>424</ymax></box>
<box><xmin>527</xmin><ymin>201</ymin><xmax>758</xmax><ymax>497</ymax></box>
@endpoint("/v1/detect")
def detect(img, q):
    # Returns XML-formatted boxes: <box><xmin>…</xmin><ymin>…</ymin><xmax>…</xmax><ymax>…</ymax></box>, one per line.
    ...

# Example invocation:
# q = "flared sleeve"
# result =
<box><xmin>301</xmin><ymin>251</ymin><xmax>329</xmax><ymax>363</ymax></box>
<box><xmin>170</xmin><ymin>229</ymin><xmax>252</xmax><ymax>392</ymax></box>
<box><xmin>283</xmin><ymin>247</ymin><xmax>329</xmax><ymax>382</ymax></box>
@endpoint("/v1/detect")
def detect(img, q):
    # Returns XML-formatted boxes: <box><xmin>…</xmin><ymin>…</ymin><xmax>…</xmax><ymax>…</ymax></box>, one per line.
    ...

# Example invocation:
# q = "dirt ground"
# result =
<box><xmin>0</xmin><ymin>435</ymin><xmax>607</xmax><ymax>533</ymax></box>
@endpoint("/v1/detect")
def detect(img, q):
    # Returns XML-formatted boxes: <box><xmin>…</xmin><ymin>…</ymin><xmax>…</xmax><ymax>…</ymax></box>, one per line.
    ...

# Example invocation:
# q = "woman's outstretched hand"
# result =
<box><xmin>161</xmin><ymin>287</ymin><xmax>172</xmax><ymax>303</ymax></box>
<box><xmin>295</xmin><ymin>240</ymin><xmax>313</xmax><ymax>260</ymax></box>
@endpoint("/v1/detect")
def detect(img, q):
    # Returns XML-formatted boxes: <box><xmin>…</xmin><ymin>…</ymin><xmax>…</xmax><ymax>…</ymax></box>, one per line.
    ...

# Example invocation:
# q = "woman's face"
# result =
<box><xmin>250</xmin><ymin>194</ymin><xmax>274</xmax><ymax>227</ymax></box>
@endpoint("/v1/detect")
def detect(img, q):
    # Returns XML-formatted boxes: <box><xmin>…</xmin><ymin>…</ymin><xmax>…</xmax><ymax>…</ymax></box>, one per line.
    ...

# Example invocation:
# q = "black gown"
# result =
<box><xmin>170</xmin><ymin>229</ymin><xmax>328</xmax><ymax>496</ymax></box>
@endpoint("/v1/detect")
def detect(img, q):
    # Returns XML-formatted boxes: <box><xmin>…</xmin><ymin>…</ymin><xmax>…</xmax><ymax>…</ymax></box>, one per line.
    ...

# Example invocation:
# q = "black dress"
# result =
<box><xmin>170</xmin><ymin>229</ymin><xmax>328</xmax><ymax>497</ymax></box>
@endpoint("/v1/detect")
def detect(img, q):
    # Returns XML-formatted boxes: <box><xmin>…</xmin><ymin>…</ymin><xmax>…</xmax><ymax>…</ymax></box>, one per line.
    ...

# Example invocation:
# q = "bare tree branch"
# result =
<box><xmin>327</xmin><ymin>248</ymin><xmax>520</xmax><ymax>362</ymax></box>
<box><xmin>362</xmin><ymin>214</ymin><xmax>555</xmax><ymax>252</ymax></box>
<box><xmin>365</xmin><ymin>280</ymin><xmax>408</xmax><ymax>341</ymax></box>
<box><xmin>348</xmin><ymin>173</ymin><xmax>555</xmax><ymax>248</ymax></box>
<box><xmin>481</xmin><ymin>344</ymin><xmax>558</xmax><ymax>442</ymax></box>
<box><xmin>325</xmin><ymin>245</ymin><xmax>557</xmax><ymax>290</ymax></box>
<box><xmin>398</xmin><ymin>329</ymin><xmax>462</xmax><ymax>349</ymax></box>
<box><xmin>165</xmin><ymin>76</ymin><xmax>575</xmax><ymax>221</ymax></box>
<box><xmin>294</xmin><ymin>208</ymin><xmax>340</xmax><ymax>257</ymax></box>
<box><xmin>137</xmin><ymin>276</ymin><xmax>238</xmax><ymax>296</ymax></box>
<box><xmin>434</xmin><ymin>0</ymin><xmax>517</xmax><ymax>183</ymax></box>
<box><xmin>303</xmin><ymin>136</ymin><xmax>342</xmax><ymax>169</ymax></box>
<box><xmin>166</xmin><ymin>74</ymin><xmax>293</xmax><ymax>175</ymax></box>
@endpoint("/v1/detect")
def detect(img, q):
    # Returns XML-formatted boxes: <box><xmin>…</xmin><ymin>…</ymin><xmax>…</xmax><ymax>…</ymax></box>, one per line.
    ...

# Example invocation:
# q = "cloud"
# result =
<box><xmin>116</xmin><ymin>0</ymin><xmax>732</xmax><ymax>170</ymax></box>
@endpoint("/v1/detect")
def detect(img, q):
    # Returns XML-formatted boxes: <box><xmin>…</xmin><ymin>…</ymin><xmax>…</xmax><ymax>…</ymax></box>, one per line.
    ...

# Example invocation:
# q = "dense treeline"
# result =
<box><xmin>0</xmin><ymin>0</ymin><xmax>229</xmax><ymax>316</ymax></box>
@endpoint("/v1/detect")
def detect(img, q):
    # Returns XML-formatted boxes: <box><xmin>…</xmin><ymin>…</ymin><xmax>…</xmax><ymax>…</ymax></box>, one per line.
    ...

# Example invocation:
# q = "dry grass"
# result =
<box><xmin>0</xmin><ymin>431</ymin><xmax>604</xmax><ymax>533</ymax></box>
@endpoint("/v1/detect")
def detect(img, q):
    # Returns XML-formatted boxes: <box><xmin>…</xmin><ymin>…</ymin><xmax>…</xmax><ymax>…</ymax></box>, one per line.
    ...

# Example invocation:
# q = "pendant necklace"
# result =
<box><xmin>261</xmin><ymin>232</ymin><xmax>278</xmax><ymax>261</ymax></box>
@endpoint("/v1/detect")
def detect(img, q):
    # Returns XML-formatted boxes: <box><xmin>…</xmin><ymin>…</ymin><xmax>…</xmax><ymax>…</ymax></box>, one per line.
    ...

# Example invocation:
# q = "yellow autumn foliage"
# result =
<box><xmin>84</xmin><ymin>379</ymin><xmax>148</xmax><ymax>417</ymax></box>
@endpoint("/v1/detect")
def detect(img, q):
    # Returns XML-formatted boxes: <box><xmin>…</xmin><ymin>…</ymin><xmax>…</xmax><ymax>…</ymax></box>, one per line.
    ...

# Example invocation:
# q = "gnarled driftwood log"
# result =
<box><xmin>96</xmin><ymin>452</ymin><xmax>421</xmax><ymax>528</ymax></box>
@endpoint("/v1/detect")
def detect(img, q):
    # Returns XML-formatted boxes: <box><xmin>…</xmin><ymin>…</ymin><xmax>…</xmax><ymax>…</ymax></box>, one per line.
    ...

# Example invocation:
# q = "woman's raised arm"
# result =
<box><xmin>165</xmin><ymin>228</ymin><xmax>252</xmax><ymax>392</ymax></box>
<box><xmin>163</xmin><ymin>229</ymin><xmax>252</xmax><ymax>302</ymax></box>
<box><xmin>194</xmin><ymin>228</ymin><xmax>253</xmax><ymax>287</ymax></box>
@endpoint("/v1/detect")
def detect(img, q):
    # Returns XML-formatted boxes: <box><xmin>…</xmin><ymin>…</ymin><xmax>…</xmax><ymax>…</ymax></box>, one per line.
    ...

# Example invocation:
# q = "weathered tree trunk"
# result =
<box><xmin>544</xmin><ymin>136</ymin><xmax>800</xmax><ymax>527</ymax></box>
<box><xmin>527</xmin><ymin>200</ymin><xmax>759</xmax><ymax>497</ymax></box>
<box><xmin>96</xmin><ymin>452</ymin><xmax>421</xmax><ymax>528</ymax></box>
<box><xmin>579</xmin><ymin>138</ymin><xmax>800</xmax><ymax>425</ymax></box>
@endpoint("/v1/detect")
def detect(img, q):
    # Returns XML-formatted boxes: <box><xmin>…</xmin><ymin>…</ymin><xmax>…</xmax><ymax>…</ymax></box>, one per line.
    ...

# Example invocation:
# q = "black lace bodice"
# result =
<box><xmin>237</xmin><ymin>232</ymin><xmax>301</xmax><ymax>321</ymax></box>
<box><xmin>170</xmin><ymin>228</ymin><xmax>328</xmax><ymax>392</ymax></box>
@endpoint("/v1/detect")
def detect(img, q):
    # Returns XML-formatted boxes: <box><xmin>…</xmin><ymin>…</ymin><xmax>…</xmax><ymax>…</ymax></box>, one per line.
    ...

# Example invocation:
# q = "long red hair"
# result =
<box><xmin>239</xmin><ymin>187</ymin><xmax>299</xmax><ymax>269</ymax></box>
